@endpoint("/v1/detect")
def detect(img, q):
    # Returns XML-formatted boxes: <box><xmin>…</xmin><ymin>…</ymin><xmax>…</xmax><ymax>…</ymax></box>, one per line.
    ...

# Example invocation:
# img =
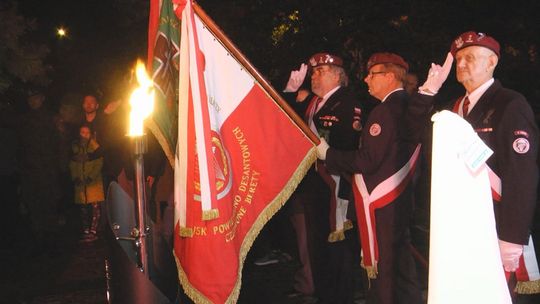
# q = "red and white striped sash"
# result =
<box><xmin>488</xmin><ymin>168</ymin><xmax>540</xmax><ymax>293</ymax></box>
<box><xmin>352</xmin><ymin>144</ymin><xmax>421</xmax><ymax>278</ymax></box>
<box><xmin>317</xmin><ymin>161</ymin><xmax>353</xmax><ymax>242</ymax></box>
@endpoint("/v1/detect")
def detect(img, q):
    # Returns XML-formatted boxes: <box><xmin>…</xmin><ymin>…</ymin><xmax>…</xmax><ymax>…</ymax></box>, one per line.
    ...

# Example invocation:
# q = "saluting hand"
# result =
<box><xmin>419</xmin><ymin>52</ymin><xmax>454</xmax><ymax>95</ymax></box>
<box><xmin>283</xmin><ymin>63</ymin><xmax>308</xmax><ymax>93</ymax></box>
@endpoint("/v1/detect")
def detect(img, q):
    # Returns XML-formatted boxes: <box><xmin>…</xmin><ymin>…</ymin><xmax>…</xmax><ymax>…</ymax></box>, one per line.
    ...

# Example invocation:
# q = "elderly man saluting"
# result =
<box><xmin>304</xmin><ymin>52</ymin><xmax>363</xmax><ymax>304</ymax></box>
<box><xmin>452</xmin><ymin>31</ymin><xmax>539</xmax><ymax>301</ymax></box>
<box><xmin>422</xmin><ymin>31</ymin><xmax>540</xmax><ymax>302</ymax></box>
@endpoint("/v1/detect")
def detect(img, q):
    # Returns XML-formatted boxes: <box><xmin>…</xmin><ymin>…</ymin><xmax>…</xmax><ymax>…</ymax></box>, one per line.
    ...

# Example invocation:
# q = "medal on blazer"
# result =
<box><xmin>352</xmin><ymin>120</ymin><xmax>362</xmax><ymax>131</ymax></box>
<box><xmin>353</xmin><ymin>107</ymin><xmax>362</xmax><ymax>131</ymax></box>
<box><xmin>319</xmin><ymin>115</ymin><xmax>338</xmax><ymax>127</ymax></box>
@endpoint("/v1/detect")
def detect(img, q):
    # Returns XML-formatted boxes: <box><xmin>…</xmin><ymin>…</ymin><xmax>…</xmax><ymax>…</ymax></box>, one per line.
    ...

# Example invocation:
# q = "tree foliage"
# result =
<box><xmin>197</xmin><ymin>0</ymin><xmax>540</xmax><ymax>108</ymax></box>
<box><xmin>5</xmin><ymin>0</ymin><xmax>539</xmax><ymax>111</ymax></box>
<box><xmin>0</xmin><ymin>2</ymin><xmax>49</xmax><ymax>100</ymax></box>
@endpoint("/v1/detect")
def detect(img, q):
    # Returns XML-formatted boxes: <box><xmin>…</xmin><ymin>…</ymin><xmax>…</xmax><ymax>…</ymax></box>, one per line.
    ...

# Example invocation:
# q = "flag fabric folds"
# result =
<box><xmin>147</xmin><ymin>0</ymin><xmax>181</xmax><ymax>166</ymax></box>
<box><xmin>172</xmin><ymin>2</ymin><xmax>315</xmax><ymax>303</ymax></box>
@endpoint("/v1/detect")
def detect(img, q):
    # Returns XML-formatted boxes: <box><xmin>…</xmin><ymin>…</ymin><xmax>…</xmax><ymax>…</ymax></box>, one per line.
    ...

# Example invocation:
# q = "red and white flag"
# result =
<box><xmin>173</xmin><ymin>2</ymin><xmax>315</xmax><ymax>303</ymax></box>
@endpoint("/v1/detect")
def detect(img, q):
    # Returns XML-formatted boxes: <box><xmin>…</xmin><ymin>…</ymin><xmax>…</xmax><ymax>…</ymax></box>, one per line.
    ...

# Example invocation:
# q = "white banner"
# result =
<box><xmin>429</xmin><ymin>110</ymin><xmax>510</xmax><ymax>304</ymax></box>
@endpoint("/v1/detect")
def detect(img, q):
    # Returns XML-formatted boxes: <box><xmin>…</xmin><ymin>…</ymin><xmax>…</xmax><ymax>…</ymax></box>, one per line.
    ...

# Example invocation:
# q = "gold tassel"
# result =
<box><xmin>343</xmin><ymin>220</ymin><xmax>353</xmax><ymax>231</ymax></box>
<box><xmin>328</xmin><ymin>230</ymin><xmax>345</xmax><ymax>242</ymax></box>
<box><xmin>360</xmin><ymin>258</ymin><xmax>378</xmax><ymax>279</ymax></box>
<box><xmin>365</xmin><ymin>267</ymin><xmax>378</xmax><ymax>279</ymax></box>
<box><xmin>515</xmin><ymin>279</ymin><xmax>540</xmax><ymax>294</ymax></box>
<box><xmin>202</xmin><ymin>208</ymin><xmax>220</xmax><ymax>221</ymax></box>
<box><xmin>327</xmin><ymin>221</ymin><xmax>354</xmax><ymax>242</ymax></box>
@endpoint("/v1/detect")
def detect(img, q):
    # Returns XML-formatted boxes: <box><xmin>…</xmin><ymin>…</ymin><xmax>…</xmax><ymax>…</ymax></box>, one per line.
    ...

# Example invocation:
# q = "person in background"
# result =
<box><xmin>81</xmin><ymin>95</ymin><xmax>105</xmax><ymax>144</ymax></box>
<box><xmin>317</xmin><ymin>52</ymin><xmax>426</xmax><ymax>304</ymax></box>
<box><xmin>70</xmin><ymin>123</ymin><xmax>105</xmax><ymax>242</ymax></box>
<box><xmin>17</xmin><ymin>89</ymin><xmax>63</xmax><ymax>254</ymax></box>
<box><xmin>404</xmin><ymin>72</ymin><xmax>419</xmax><ymax>95</ymax></box>
<box><xmin>79</xmin><ymin>94</ymin><xmax>124</xmax><ymax>193</ymax></box>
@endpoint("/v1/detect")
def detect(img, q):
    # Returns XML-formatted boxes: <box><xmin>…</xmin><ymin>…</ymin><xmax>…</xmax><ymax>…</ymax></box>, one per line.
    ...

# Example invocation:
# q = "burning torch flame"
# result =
<box><xmin>128</xmin><ymin>60</ymin><xmax>155</xmax><ymax>136</ymax></box>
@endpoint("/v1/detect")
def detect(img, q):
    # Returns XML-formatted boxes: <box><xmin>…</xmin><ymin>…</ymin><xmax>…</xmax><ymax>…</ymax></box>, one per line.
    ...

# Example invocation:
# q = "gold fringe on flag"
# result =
<box><xmin>179</xmin><ymin>227</ymin><xmax>194</xmax><ymax>238</ymax></box>
<box><xmin>515</xmin><ymin>279</ymin><xmax>540</xmax><ymax>294</ymax></box>
<box><xmin>202</xmin><ymin>209</ymin><xmax>220</xmax><ymax>221</ymax></box>
<box><xmin>175</xmin><ymin>147</ymin><xmax>316</xmax><ymax>304</ymax></box>
<box><xmin>175</xmin><ymin>255</ymin><xmax>214</xmax><ymax>304</ymax></box>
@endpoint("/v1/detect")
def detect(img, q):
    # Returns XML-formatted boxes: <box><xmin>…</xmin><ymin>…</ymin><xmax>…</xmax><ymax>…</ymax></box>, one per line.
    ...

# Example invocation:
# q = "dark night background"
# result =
<box><xmin>1</xmin><ymin>1</ymin><xmax>540</xmax><ymax>303</ymax></box>
<box><xmin>1</xmin><ymin>0</ymin><xmax>540</xmax><ymax>114</ymax></box>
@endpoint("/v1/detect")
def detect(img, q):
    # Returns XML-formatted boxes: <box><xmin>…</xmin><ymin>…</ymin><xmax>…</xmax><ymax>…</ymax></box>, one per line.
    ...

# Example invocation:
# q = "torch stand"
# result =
<box><xmin>132</xmin><ymin>135</ymin><xmax>149</xmax><ymax>276</ymax></box>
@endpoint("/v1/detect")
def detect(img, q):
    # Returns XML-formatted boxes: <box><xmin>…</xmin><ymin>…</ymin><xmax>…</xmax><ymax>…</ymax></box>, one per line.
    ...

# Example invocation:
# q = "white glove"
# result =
<box><xmin>283</xmin><ymin>63</ymin><xmax>308</xmax><ymax>93</ymax></box>
<box><xmin>499</xmin><ymin>240</ymin><xmax>523</xmax><ymax>272</ymax></box>
<box><xmin>418</xmin><ymin>52</ymin><xmax>454</xmax><ymax>95</ymax></box>
<box><xmin>316</xmin><ymin>137</ymin><xmax>329</xmax><ymax>160</ymax></box>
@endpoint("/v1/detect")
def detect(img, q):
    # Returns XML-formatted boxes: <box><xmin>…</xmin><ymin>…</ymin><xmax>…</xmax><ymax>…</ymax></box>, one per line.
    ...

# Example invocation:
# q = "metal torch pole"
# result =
<box><xmin>133</xmin><ymin>135</ymin><xmax>149</xmax><ymax>276</ymax></box>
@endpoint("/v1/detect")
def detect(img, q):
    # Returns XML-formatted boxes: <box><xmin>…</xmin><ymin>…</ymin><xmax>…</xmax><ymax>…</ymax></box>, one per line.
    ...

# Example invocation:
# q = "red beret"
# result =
<box><xmin>367</xmin><ymin>52</ymin><xmax>409</xmax><ymax>71</ymax></box>
<box><xmin>450</xmin><ymin>31</ymin><xmax>500</xmax><ymax>58</ymax></box>
<box><xmin>308</xmin><ymin>53</ymin><xmax>343</xmax><ymax>68</ymax></box>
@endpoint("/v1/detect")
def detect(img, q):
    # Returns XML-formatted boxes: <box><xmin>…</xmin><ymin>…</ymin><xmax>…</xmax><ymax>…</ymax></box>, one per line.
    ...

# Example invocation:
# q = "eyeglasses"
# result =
<box><xmin>366</xmin><ymin>71</ymin><xmax>387</xmax><ymax>78</ymax></box>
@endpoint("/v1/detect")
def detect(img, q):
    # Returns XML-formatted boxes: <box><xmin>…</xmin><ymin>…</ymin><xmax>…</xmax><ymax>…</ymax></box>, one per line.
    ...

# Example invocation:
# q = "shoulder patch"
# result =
<box><xmin>513</xmin><ymin>138</ymin><xmax>530</xmax><ymax>154</ymax></box>
<box><xmin>369</xmin><ymin>123</ymin><xmax>381</xmax><ymax>136</ymax></box>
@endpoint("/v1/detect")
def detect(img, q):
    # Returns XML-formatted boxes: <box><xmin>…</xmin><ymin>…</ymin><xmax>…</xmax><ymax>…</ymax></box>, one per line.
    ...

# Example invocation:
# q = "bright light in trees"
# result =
<box><xmin>56</xmin><ymin>27</ymin><xmax>67</xmax><ymax>38</ymax></box>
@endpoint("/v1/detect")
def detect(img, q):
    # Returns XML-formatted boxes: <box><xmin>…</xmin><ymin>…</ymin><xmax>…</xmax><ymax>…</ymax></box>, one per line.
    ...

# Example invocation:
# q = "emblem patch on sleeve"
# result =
<box><xmin>513</xmin><ymin>138</ymin><xmax>530</xmax><ymax>154</ymax></box>
<box><xmin>369</xmin><ymin>123</ymin><xmax>381</xmax><ymax>136</ymax></box>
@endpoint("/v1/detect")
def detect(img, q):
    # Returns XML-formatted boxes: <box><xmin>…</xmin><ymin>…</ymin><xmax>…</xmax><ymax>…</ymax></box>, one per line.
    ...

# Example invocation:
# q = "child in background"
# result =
<box><xmin>69</xmin><ymin>123</ymin><xmax>104</xmax><ymax>242</ymax></box>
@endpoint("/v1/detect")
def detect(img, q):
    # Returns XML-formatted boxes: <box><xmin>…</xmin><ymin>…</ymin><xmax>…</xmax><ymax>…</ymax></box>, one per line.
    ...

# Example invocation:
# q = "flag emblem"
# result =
<box><xmin>193</xmin><ymin>130</ymin><xmax>232</xmax><ymax>200</ymax></box>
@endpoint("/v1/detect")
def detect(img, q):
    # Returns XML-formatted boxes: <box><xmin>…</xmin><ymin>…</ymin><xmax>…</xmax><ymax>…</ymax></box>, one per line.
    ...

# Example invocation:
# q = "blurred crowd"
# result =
<box><xmin>0</xmin><ymin>90</ymin><xmax>166</xmax><ymax>255</ymax></box>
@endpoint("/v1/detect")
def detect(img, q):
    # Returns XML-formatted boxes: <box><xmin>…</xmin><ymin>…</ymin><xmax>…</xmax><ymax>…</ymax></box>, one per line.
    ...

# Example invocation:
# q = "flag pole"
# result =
<box><xmin>132</xmin><ymin>135</ymin><xmax>149</xmax><ymax>276</ymax></box>
<box><xmin>192</xmin><ymin>2</ymin><xmax>319</xmax><ymax>144</ymax></box>
<box><xmin>128</xmin><ymin>60</ymin><xmax>156</xmax><ymax>276</ymax></box>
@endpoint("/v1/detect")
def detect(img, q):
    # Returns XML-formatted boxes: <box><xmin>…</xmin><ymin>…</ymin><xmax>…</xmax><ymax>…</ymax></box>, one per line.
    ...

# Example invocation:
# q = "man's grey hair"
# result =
<box><xmin>329</xmin><ymin>65</ymin><xmax>349</xmax><ymax>87</ymax></box>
